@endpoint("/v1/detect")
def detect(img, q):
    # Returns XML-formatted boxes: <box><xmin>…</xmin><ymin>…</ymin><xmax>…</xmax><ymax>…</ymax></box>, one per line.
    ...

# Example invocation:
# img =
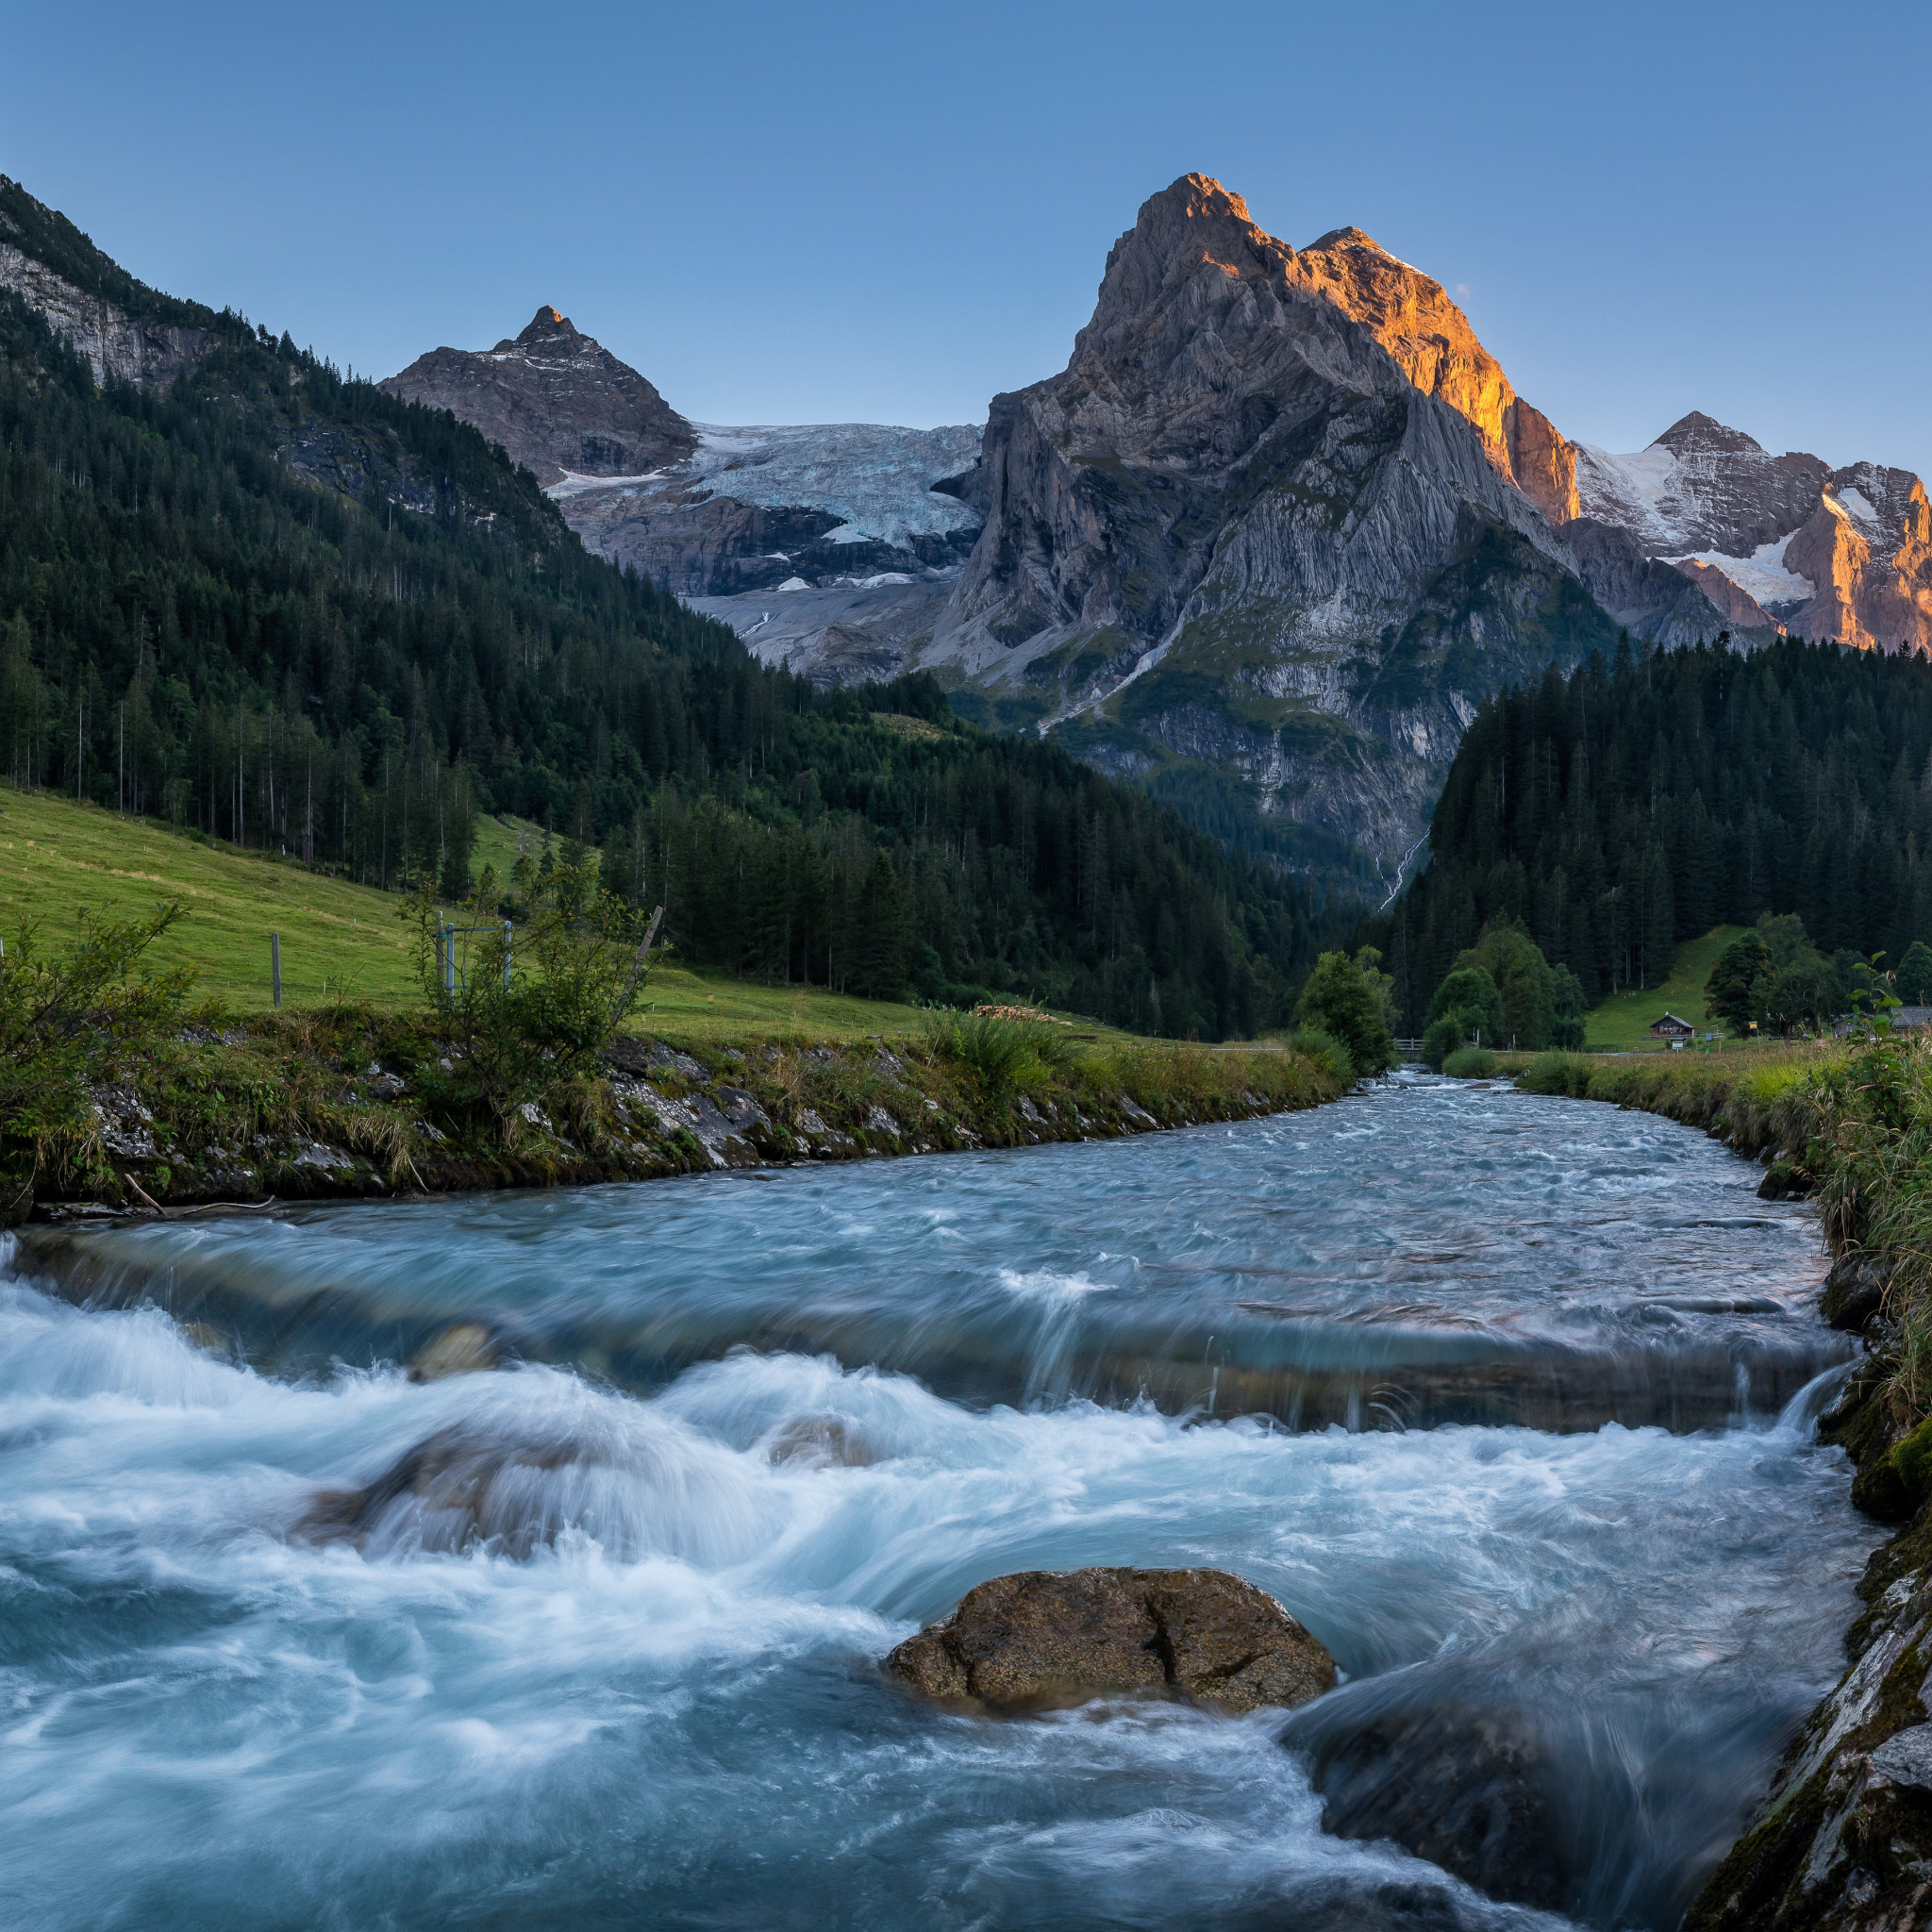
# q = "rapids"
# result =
<box><xmin>0</xmin><ymin>1076</ymin><xmax>1880</xmax><ymax>1930</ymax></box>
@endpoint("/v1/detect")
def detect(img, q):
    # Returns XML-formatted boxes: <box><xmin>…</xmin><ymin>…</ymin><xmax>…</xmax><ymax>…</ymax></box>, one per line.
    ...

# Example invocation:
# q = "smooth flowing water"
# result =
<box><xmin>1</xmin><ymin>1078</ymin><xmax>1878</xmax><ymax>1930</ymax></box>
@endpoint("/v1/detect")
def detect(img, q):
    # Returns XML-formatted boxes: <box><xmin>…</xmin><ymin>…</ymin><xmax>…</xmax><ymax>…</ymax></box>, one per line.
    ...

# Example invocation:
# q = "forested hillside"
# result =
<box><xmin>1376</xmin><ymin>638</ymin><xmax>1932</xmax><ymax>1030</ymax></box>
<box><xmin>0</xmin><ymin>177</ymin><xmax>1316</xmax><ymax>1037</ymax></box>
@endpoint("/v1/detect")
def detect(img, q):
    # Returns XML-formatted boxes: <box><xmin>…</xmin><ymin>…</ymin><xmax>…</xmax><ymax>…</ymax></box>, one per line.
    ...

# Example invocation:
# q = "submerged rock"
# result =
<box><xmin>885</xmin><ymin>1567</ymin><xmax>1334</xmax><ymax>1716</ymax></box>
<box><xmin>298</xmin><ymin>1424</ymin><xmax>614</xmax><ymax>1557</ymax></box>
<box><xmin>1293</xmin><ymin>1695</ymin><xmax>1573</xmax><ymax>1914</ymax></box>
<box><xmin>408</xmin><ymin>1323</ymin><xmax>499</xmax><ymax>1382</ymax></box>
<box><xmin>766</xmin><ymin>1414</ymin><xmax>875</xmax><ymax>1467</ymax></box>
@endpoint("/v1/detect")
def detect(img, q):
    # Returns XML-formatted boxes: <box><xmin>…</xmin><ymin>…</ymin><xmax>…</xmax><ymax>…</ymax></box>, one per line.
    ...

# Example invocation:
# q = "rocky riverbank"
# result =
<box><xmin>1515</xmin><ymin>1046</ymin><xmax>1932</xmax><ymax>1929</ymax></box>
<box><xmin>5</xmin><ymin>1004</ymin><xmax>1341</xmax><ymax>1228</ymax></box>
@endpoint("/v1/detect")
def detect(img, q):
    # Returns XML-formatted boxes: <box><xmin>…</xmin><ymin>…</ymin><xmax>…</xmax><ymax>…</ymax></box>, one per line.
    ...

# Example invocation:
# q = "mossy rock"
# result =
<box><xmin>1895</xmin><ymin>1417</ymin><xmax>1932</xmax><ymax>1507</ymax></box>
<box><xmin>1852</xmin><ymin>1456</ymin><xmax>1915</xmax><ymax>1522</ymax></box>
<box><xmin>1851</xmin><ymin>1418</ymin><xmax>1932</xmax><ymax>1522</ymax></box>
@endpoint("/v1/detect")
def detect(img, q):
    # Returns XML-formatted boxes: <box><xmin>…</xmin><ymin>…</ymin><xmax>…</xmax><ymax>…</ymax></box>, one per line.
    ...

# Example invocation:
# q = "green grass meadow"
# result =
<box><xmin>0</xmin><ymin>788</ymin><xmax>1100</xmax><ymax>1046</ymax></box>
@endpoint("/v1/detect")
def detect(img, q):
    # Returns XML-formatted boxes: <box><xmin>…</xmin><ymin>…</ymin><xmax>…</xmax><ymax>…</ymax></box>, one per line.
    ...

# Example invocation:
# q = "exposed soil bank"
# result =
<box><xmin>1522</xmin><ymin>1052</ymin><xmax>1932</xmax><ymax>1930</ymax></box>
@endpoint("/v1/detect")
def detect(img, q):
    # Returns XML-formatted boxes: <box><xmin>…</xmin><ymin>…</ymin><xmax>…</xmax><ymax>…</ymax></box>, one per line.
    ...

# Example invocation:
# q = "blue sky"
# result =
<box><xmin>5</xmin><ymin>0</ymin><xmax>1928</xmax><ymax>476</ymax></box>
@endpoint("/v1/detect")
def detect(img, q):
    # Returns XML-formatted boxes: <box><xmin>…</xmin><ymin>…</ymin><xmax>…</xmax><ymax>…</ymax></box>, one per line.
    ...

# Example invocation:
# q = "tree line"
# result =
<box><xmin>1369</xmin><ymin>637</ymin><xmax>1932</xmax><ymax>1034</ymax></box>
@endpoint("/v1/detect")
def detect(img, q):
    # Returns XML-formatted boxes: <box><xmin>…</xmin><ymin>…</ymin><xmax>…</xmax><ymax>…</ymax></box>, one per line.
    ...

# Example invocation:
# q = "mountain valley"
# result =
<box><xmin>363</xmin><ymin>176</ymin><xmax>1932</xmax><ymax>888</ymax></box>
<box><xmin>6</xmin><ymin>167</ymin><xmax>1928</xmax><ymax>895</ymax></box>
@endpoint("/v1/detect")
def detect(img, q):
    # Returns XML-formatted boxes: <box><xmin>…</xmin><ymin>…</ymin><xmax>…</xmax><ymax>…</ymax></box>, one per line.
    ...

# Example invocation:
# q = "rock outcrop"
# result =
<box><xmin>0</xmin><ymin>231</ymin><xmax>208</xmax><ymax>389</ymax></box>
<box><xmin>885</xmin><ymin>1565</ymin><xmax>1335</xmax><ymax>1715</ymax></box>
<box><xmin>384</xmin><ymin>306</ymin><xmax>697</xmax><ymax>487</ymax></box>
<box><xmin>1682</xmin><ymin>1509</ymin><xmax>1932</xmax><ymax>1932</ymax></box>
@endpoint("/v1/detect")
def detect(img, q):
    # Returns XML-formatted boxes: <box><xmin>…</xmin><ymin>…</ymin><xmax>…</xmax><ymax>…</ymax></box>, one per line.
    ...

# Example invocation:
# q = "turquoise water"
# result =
<box><xmin>0</xmin><ymin>1080</ymin><xmax>1877</xmax><ymax>1929</ymax></box>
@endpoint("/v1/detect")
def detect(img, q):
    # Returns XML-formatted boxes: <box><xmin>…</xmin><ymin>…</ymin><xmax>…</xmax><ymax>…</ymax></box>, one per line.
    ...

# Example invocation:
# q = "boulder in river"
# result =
<box><xmin>886</xmin><ymin>1567</ymin><xmax>1335</xmax><ymax>1716</ymax></box>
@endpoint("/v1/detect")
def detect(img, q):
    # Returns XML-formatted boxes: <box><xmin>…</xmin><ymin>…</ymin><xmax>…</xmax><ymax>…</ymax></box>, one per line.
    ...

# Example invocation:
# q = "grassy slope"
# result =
<box><xmin>0</xmin><ymin>788</ymin><xmax>1112</xmax><ymax>1046</ymax></box>
<box><xmin>1583</xmin><ymin>924</ymin><xmax>1745</xmax><ymax>1050</ymax></box>
<box><xmin>0</xmin><ymin>785</ymin><xmax>418</xmax><ymax>1007</ymax></box>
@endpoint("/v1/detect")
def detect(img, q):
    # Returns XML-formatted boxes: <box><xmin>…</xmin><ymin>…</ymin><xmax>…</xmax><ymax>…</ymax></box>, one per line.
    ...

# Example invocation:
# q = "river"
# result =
<box><xmin>0</xmin><ymin>1074</ymin><xmax>1878</xmax><ymax>1930</ymax></box>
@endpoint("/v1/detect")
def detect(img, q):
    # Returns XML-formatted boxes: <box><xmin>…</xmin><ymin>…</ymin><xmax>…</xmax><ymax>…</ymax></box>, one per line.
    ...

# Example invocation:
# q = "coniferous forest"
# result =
<box><xmin>1375</xmin><ymin>637</ymin><xmax>1932</xmax><ymax>1031</ymax></box>
<box><xmin>0</xmin><ymin>181</ymin><xmax>1317</xmax><ymax>1039</ymax></box>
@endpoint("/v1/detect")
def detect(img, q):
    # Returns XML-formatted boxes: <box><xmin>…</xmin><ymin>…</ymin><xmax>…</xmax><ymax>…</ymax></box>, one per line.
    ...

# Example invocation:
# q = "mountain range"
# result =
<box><xmin>9</xmin><ymin>171</ymin><xmax>1927</xmax><ymax>892</ymax></box>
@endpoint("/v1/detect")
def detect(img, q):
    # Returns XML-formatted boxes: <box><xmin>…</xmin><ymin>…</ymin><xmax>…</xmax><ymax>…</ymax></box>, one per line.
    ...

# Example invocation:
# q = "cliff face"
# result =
<box><xmin>383</xmin><ymin>308</ymin><xmax>697</xmax><ymax>487</ymax></box>
<box><xmin>0</xmin><ymin>242</ymin><xmax>207</xmax><ymax>388</ymax></box>
<box><xmin>1288</xmin><ymin>225</ymin><xmax>1578</xmax><ymax>524</ymax></box>
<box><xmin>919</xmin><ymin>175</ymin><xmax>1619</xmax><ymax>883</ymax></box>
<box><xmin>1575</xmin><ymin>417</ymin><xmax>1932</xmax><ymax>653</ymax></box>
<box><xmin>1782</xmin><ymin>464</ymin><xmax>1932</xmax><ymax>653</ymax></box>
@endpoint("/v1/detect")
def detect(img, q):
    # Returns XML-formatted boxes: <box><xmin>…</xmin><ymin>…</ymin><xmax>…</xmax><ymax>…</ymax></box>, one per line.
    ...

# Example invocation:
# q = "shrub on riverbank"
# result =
<box><xmin>1808</xmin><ymin>1032</ymin><xmax>1932</xmax><ymax>1426</ymax></box>
<box><xmin>1293</xmin><ymin>1027</ymin><xmax>1354</xmax><ymax>1086</ymax></box>
<box><xmin>1441</xmin><ymin>1045</ymin><xmax>1498</xmax><ymax>1078</ymax></box>
<box><xmin>1511</xmin><ymin>1045</ymin><xmax>1826</xmax><ymax>1154</ymax></box>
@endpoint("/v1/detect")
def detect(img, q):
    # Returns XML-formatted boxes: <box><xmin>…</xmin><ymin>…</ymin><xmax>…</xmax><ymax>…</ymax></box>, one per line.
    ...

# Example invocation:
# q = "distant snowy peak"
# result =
<box><xmin>387</xmin><ymin>308</ymin><xmax>988</xmax><ymax>598</ymax></box>
<box><xmin>1575</xmin><ymin>413</ymin><xmax>1932</xmax><ymax>650</ymax></box>
<box><xmin>1574</xmin><ymin>414</ymin><xmax>1830</xmax><ymax>558</ymax></box>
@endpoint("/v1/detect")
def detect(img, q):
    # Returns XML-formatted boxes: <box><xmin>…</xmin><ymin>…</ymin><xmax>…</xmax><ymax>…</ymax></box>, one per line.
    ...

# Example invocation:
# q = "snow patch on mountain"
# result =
<box><xmin>1665</xmin><ymin>535</ymin><xmax>1815</xmax><ymax>613</ymax></box>
<box><xmin>551</xmin><ymin>421</ymin><xmax>984</xmax><ymax>550</ymax></box>
<box><xmin>1574</xmin><ymin>441</ymin><xmax>1684</xmax><ymax>550</ymax></box>
<box><xmin>1832</xmin><ymin>486</ymin><xmax>1880</xmax><ymax>528</ymax></box>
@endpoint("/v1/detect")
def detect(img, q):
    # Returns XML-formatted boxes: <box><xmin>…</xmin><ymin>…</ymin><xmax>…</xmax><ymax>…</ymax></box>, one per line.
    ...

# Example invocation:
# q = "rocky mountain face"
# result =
<box><xmin>0</xmin><ymin>241</ymin><xmax>207</xmax><ymax>388</ymax></box>
<box><xmin>384</xmin><ymin>307</ymin><xmax>696</xmax><ymax>487</ymax></box>
<box><xmin>912</xmin><ymin>176</ymin><xmax>1627</xmax><ymax>884</ymax></box>
<box><xmin>1284</xmin><ymin>225</ymin><xmax>1578</xmax><ymax>525</ymax></box>
<box><xmin>1574</xmin><ymin>414</ymin><xmax>1932</xmax><ymax>652</ymax></box>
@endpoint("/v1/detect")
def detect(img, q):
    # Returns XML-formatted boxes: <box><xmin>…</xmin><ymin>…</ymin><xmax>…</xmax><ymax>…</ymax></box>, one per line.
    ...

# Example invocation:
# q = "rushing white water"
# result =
<box><xmin>0</xmin><ymin>1082</ymin><xmax>1880</xmax><ymax>1930</ymax></box>
<box><xmin>20</xmin><ymin>1079</ymin><xmax>1855</xmax><ymax>1432</ymax></box>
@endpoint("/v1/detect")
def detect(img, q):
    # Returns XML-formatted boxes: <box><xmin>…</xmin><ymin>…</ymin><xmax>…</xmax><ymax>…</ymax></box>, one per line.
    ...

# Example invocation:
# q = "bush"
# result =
<box><xmin>1421</xmin><ymin>1014</ymin><xmax>1464</xmax><ymax>1071</ymax></box>
<box><xmin>921</xmin><ymin>1009</ymin><xmax>1047</xmax><ymax>1098</ymax></box>
<box><xmin>1294</xmin><ymin>1026</ymin><xmax>1355</xmax><ymax>1086</ymax></box>
<box><xmin>1441</xmin><ymin>1044</ymin><xmax>1497</xmax><ymax>1078</ymax></box>
<box><xmin>1519</xmin><ymin>1049</ymin><xmax>1596</xmax><ymax>1097</ymax></box>
<box><xmin>0</xmin><ymin>902</ymin><xmax>200</xmax><ymax>1208</ymax></box>
<box><xmin>408</xmin><ymin>864</ymin><xmax>662</xmax><ymax>1130</ymax></box>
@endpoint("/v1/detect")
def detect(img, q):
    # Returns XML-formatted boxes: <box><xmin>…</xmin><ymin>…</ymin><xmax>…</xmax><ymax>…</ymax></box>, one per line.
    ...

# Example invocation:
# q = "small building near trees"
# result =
<box><xmin>1648</xmin><ymin>1012</ymin><xmax>1695</xmax><ymax>1048</ymax></box>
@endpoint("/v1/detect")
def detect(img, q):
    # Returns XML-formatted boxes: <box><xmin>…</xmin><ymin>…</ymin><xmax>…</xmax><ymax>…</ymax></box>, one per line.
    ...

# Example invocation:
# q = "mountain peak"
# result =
<box><xmin>504</xmin><ymin>306</ymin><xmax>586</xmax><ymax>356</ymax></box>
<box><xmin>1143</xmin><ymin>173</ymin><xmax>1255</xmax><ymax>225</ymax></box>
<box><xmin>1306</xmin><ymin>225</ymin><xmax>1392</xmax><ymax>259</ymax></box>
<box><xmin>1656</xmin><ymin>411</ymin><xmax>1765</xmax><ymax>457</ymax></box>
<box><xmin>386</xmin><ymin>307</ymin><xmax>693</xmax><ymax>485</ymax></box>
